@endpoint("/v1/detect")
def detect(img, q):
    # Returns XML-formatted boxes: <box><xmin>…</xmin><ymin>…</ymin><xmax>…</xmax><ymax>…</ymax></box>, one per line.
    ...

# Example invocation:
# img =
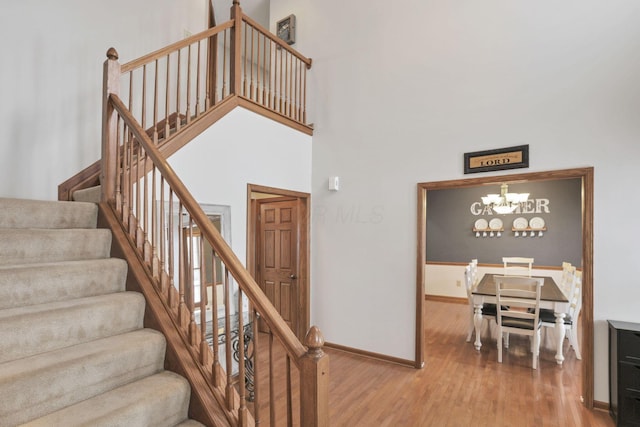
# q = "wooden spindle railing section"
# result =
<box><xmin>114</xmin><ymin>2</ymin><xmax>311</xmax><ymax>149</ymax></box>
<box><xmin>103</xmin><ymin>72</ymin><xmax>328</xmax><ymax>426</ymax></box>
<box><xmin>60</xmin><ymin>1</ymin><xmax>312</xmax><ymax>204</ymax></box>
<box><xmin>239</xmin><ymin>14</ymin><xmax>311</xmax><ymax>124</ymax></box>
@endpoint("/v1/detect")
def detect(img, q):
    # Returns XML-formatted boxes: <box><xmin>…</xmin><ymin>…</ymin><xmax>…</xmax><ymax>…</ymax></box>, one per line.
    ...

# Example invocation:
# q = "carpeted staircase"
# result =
<box><xmin>0</xmin><ymin>197</ymin><xmax>205</xmax><ymax>427</ymax></box>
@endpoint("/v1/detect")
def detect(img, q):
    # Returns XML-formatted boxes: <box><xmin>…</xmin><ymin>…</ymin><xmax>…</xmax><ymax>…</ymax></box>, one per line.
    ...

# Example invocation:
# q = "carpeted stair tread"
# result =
<box><xmin>22</xmin><ymin>371</ymin><xmax>203</xmax><ymax>427</ymax></box>
<box><xmin>0</xmin><ymin>258</ymin><xmax>127</xmax><ymax>310</ymax></box>
<box><xmin>0</xmin><ymin>292</ymin><xmax>145</xmax><ymax>363</ymax></box>
<box><xmin>72</xmin><ymin>185</ymin><xmax>102</xmax><ymax>204</ymax></box>
<box><xmin>0</xmin><ymin>329</ymin><xmax>166</xmax><ymax>426</ymax></box>
<box><xmin>0</xmin><ymin>228</ymin><xmax>112</xmax><ymax>266</ymax></box>
<box><xmin>0</xmin><ymin>197</ymin><xmax>97</xmax><ymax>229</ymax></box>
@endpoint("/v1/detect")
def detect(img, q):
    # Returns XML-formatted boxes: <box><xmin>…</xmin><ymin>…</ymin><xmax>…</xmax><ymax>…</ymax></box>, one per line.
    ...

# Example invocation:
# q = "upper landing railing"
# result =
<box><xmin>111</xmin><ymin>2</ymin><xmax>312</xmax><ymax>147</ymax></box>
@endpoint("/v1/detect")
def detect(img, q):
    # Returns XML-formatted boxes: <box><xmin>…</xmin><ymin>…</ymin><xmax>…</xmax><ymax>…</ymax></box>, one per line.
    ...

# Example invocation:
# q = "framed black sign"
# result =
<box><xmin>464</xmin><ymin>145</ymin><xmax>529</xmax><ymax>174</ymax></box>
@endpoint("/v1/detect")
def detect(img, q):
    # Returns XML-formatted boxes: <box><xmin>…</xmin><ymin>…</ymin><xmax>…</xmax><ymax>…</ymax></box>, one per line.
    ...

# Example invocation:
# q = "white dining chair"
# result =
<box><xmin>502</xmin><ymin>257</ymin><xmax>534</xmax><ymax>277</ymax></box>
<box><xmin>559</xmin><ymin>262</ymin><xmax>576</xmax><ymax>295</ymax></box>
<box><xmin>540</xmin><ymin>270</ymin><xmax>582</xmax><ymax>359</ymax></box>
<box><xmin>464</xmin><ymin>263</ymin><xmax>496</xmax><ymax>342</ymax></box>
<box><xmin>495</xmin><ymin>275</ymin><xmax>544</xmax><ymax>369</ymax></box>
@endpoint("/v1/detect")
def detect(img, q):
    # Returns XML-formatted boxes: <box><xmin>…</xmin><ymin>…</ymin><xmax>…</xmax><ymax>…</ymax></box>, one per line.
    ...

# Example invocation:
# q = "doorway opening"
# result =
<box><xmin>246</xmin><ymin>184</ymin><xmax>310</xmax><ymax>340</ymax></box>
<box><xmin>416</xmin><ymin>167</ymin><xmax>594</xmax><ymax>407</ymax></box>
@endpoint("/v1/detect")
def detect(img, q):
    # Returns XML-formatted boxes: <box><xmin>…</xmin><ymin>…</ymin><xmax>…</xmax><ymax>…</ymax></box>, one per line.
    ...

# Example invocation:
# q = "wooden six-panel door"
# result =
<box><xmin>258</xmin><ymin>199</ymin><xmax>299</xmax><ymax>334</ymax></box>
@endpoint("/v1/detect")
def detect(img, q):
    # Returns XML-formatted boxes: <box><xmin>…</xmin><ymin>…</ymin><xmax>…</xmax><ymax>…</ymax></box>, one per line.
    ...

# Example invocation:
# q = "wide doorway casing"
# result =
<box><xmin>416</xmin><ymin>167</ymin><xmax>594</xmax><ymax>407</ymax></box>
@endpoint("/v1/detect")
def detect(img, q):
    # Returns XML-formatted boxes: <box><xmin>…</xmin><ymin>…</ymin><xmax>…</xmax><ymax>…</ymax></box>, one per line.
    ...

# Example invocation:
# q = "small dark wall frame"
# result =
<box><xmin>276</xmin><ymin>14</ymin><xmax>296</xmax><ymax>45</ymax></box>
<box><xmin>464</xmin><ymin>144</ymin><xmax>529</xmax><ymax>174</ymax></box>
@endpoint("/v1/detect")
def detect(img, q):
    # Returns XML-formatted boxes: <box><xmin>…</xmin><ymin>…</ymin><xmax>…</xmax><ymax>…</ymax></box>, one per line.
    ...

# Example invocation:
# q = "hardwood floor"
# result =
<box><xmin>251</xmin><ymin>300</ymin><xmax>613</xmax><ymax>426</ymax></box>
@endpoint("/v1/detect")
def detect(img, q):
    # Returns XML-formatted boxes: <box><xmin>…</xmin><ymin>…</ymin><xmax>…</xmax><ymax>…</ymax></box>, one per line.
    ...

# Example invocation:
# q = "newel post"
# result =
<box><xmin>229</xmin><ymin>1</ymin><xmax>243</xmax><ymax>96</ymax></box>
<box><xmin>100</xmin><ymin>47</ymin><xmax>121</xmax><ymax>204</ymax></box>
<box><xmin>300</xmin><ymin>326</ymin><xmax>330</xmax><ymax>427</ymax></box>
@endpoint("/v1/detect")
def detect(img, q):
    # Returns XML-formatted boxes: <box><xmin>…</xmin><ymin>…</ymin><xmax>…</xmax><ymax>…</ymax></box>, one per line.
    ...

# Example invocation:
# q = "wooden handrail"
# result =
<box><xmin>121</xmin><ymin>21</ymin><xmax>234</xmax><ymax>73</ymax></box>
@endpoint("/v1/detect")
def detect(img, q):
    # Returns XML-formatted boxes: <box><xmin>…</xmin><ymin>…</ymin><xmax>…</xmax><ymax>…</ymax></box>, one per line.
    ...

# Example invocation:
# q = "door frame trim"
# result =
<box><xmin>247</xmin><ymin>183</ymin><xmax>310</xmax><ymax>339</ymax></box>
<box><xmin>416</xmin><ymin>167</ymin><xmax>594</xmax><ymax>408</ymax></box>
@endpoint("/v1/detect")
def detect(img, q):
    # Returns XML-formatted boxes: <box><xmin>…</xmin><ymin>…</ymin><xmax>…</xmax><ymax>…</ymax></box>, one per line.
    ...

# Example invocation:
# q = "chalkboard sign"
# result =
<box><xmin>426</xmin><ymin>178</ymin><xmax>582</xmax><ymax>267</ymax></box>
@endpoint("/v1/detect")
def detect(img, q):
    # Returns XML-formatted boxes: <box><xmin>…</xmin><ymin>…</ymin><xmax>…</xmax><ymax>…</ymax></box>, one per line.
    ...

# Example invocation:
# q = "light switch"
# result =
<box><xmin>329</xmin><ymin>176</ymin><xmax>340</xmax><ymax>191</ymax></box>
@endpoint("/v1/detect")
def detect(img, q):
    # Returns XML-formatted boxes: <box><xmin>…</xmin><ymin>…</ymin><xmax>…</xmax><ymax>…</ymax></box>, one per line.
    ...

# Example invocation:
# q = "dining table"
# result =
<box><xmin>472</xmin><ymin>273</ymin><xmax>570</xmax><ymax>365</ymax></box>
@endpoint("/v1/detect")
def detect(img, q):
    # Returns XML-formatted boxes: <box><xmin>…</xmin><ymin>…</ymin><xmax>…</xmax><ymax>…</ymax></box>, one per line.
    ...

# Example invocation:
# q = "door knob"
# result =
<box><xmin>290</xmin><ymin>274</ymin><xmax>297</xmax><ymax>280</ymax></box>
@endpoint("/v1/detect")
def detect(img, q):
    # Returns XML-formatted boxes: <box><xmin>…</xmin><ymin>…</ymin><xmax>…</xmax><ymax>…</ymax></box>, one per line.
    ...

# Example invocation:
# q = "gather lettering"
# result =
<box><xmin>470</xmin><ymin>199</ymin><xmax>550</xmax><ymax>216</ymax></box>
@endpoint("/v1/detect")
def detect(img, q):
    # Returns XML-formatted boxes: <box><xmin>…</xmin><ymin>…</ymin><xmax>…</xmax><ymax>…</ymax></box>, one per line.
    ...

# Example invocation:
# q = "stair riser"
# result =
<box><xmin>0</xmin><ymin>229</ymin><xmax>112</xmax><ymax>266</ymax></box>
<box><xmin>0</xmin><ymin>330</ymin><xmax>166</xmax><ymax>426</ymax></box>
<box><xmin>23</xmin><ymin>372</ymin><xmax>192</xmax><ymax>427</ymax></box>
<box><xmin>0</xmin><ymin>258</ymin><xmax>127</xmax><ymax>310</ymax></box>
<box><xmin>0</xmin><ymin>198</ymin><xmax>98</xmax><ymax>229</ymax></box>
<box><xmin>0</xmin><ymin>292</ymin><xmax>145</xmax><ymax>363</ymax></box>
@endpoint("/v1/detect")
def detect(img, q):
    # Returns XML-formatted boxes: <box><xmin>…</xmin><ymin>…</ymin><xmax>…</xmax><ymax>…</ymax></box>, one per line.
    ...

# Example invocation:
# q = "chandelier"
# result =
<box><xmin>481</xmin><ymin>183</ymin><xmax>529</xmax><ymax>214</ymax></box>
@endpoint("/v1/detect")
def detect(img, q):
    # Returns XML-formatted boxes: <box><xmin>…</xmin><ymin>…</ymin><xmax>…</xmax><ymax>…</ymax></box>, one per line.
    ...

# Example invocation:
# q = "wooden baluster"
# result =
<box><xmin>243</xmin><ymin>21</ymin><xmax>249</xmax><ymax>96</ymax></box>
<box><xmin>252</xmin><ymin>310</ymin><xmax>261</xmax><ymax>424</ymax></box>
<box><xmin>211</xmin><ymin>251</ymin><xmax>221</xmax><ymax>386</ymax></box>
<box><xmin>153</xmin><ymin>60</ymin><xmax>159</xmax><ymax>144</ymax></box>
<box><xmin>268</xmin><ymin>39</ymin><xmax>274</xmax><ymax>109</ymax></box>
<box><xmin>114</xmin><ymin>117</ymin><xmax>123</xmax><ymax>212</ymax></box>
<box><xmin>287</xmin><ymin>51</ymin><xmax>292</xmax><ymax>118</ymax></box>
<box><xmin>168</xmin><ymin>192</ymin><xmax>177</xmax><ymax>310</ymax></box>
<box><xmin>141</xmin><ymin>64</ymin><xmax>147</xmax><ymax>133</ymax></box>
<box><xmin>159</xmin><ymin>179</ymin><xmax>168</xmax><ymax>294</ymax></box>
<box><xmin>262</xmin><ymin>33</ymin><xmax>268</xmax><ymax>106</ymax></box>
<box><xmin>297</xmin><ymin>59</ymin><xmax>302</xmax><ymax>121</ymax></box>
<box><xmin>178</xmin><ymin>203</ymin><xmax>188</xmax><ymax>325</ymax></box>
<box><xmin>151</xmin><ymin>165</ymin><xmax>159</xmax><ymax>279</ymax></box>
<box><xmin>164</xmin><ymin>55</ymin><xmax>171</xmax><ymax>139</ymax></box>
<box><xmin>279</xmin><ymin>48</ymin><xmax>284</xmax><ymax>113</ymax></box>
<box><xmin>196</xmin><ymin>41</ymin><xmax>202</xmax><ymax>117</ymax></box>
<box><xmin>250</xmin><ymin>24</ymin><xmax>255</xmax><ymax>101</ymax></box>
<box><xmin>300</xmin><ymin>326</ymin><xmax>329</xmax><ymax>427</ymax></box>
<box><xmin>302</xmin><ymin>65</ymin><xmax>308</xmax><ymax>124</ymax></box>
<box><xmin>176</xmin><ymin>50</ymin><xmax>182</xmax><ymax>133</ymax></box>
<box><xmin>286</xmin><ymin>354</ymin><xmax>292</xmax><ymax>427</ymax></box>
<box><xmin>207</xmin><ymin>4</ymin><xmax>218</xmax><ymax>107</ymax></box>
<box><xmin>199</xmin><ymin>237</ymin><xmax>209</xmax><ymax>365</ymax></box>
<box><xmin>121</xmin><ymin>121</ymin><xmax>130</xmax><ymax>227</ymax></box>
<box><xmin>188</xmin><ymin>216</ymin><xmax>198</xmax><ymax>346</ymax></box>
<box><xmin>230</xmin><ymin>1</ymin><xmax>242</xmax><ymax>96</ymax></box>
<box><xmin>224</xmin><ymin>267</ymin><xmax>235</xmax><ymax>410</ymax></box>
<box><xmin>269</xmin><ymin>330</ymin><xmax>276</xmax><ymax>426</ymax></box>
<box><xmin>222</xmin><ymin>30</ymin><xmax>228</xmax><ymax>99</ymax></box>
<box><xmin>142</xmin><ymin>149</ymin><xmax>150</xmax><ymax>258</ymax></box>
<box><xmin>127</xmin><ymin>72</ymin><xmax>133</xmax><ymax>120</ymax></box>
<box><xmin>186</xmin><ymin>44</ymin><xmax>192</xmax><ymax>125</ymax></box>
<box><xmin>101</xmin><ymin>48</ymin><xmax>120</xmax><ymax>204</ymax></box>
<box><xmin>255</xmin><ymin>27</ymin><xmax>260</xmax><ymax>103</ymax></box>
<box><xmin>237</xmin><ymin>289</ymin><xmax>249</xmax><ymax>426</ymax></box>
<box><xmin>273</xmin><ymin>44</ymin><xmax>279</xmax><ymax>111</ymax></box>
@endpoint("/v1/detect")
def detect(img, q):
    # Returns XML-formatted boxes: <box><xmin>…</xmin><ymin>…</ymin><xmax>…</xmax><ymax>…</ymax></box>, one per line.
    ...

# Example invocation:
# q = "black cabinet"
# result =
<box><xmin>609</xmin><ymin>320</ymin><xmax>640</xmax><ymax>426</ymax></box>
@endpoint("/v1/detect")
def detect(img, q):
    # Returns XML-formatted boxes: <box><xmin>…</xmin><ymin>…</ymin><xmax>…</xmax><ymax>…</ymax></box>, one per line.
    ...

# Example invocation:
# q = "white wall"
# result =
<box><xmin>0</xmin><ymin>0</ymin><xmax>208</xmax><ymax>200</ymax></box>
<box><xmin>167</xmin><ymin>107</ymin><xmax>312</xmax><ymax>265</ymax></box>
<box><xmin>271</xmin><ymin>0</ymin><xmax>640</xmax><ymax>402</ymax></box>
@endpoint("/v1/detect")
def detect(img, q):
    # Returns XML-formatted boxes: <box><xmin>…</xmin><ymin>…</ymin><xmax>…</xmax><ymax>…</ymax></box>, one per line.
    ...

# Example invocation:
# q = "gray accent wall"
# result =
<box><xmin>426</xmin><ymin>178</ymin><xmax>582</xmax><ymax>267</ymax></box>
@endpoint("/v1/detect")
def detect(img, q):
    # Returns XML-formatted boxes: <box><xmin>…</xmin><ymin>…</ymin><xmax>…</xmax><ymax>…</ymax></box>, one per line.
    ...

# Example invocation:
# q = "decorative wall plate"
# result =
<box><xmin>474</xmin><ymin>218</ymin><xmax>488</xmax><ymax>230</ymax></box>
<box><xmin>489</xmin><ymin>218</ymin><xmax>503</xmax><ymax>230</ymax></box>
<box><xmin>530</xmin><ymin>217</ymin><xmax>545</xmax><ymax>229</ymax></box>
<box><xmin>513</xmin><ymin>217</ymin><xmax>528</xmax><ymax>230</ymax></box>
